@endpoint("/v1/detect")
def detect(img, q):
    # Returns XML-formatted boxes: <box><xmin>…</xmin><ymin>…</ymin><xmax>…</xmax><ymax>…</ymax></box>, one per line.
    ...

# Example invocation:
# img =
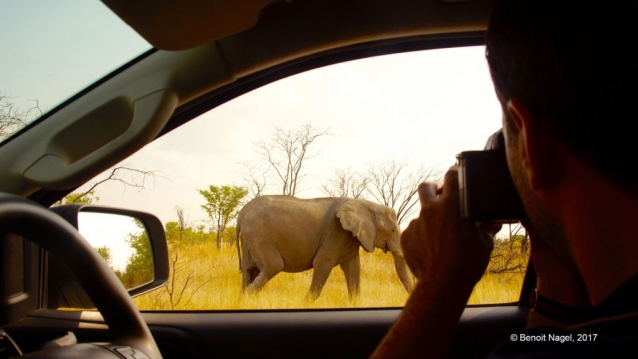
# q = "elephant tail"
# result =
<box><xmin>236</xmin><ymin>221</ymin><xmax>242</xmax><ymax>272</ymax></box>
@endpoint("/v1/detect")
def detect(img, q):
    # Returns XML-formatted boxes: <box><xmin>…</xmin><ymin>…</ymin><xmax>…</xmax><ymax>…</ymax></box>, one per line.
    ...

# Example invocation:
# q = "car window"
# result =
<box><xmin>67</xmin><ymin>45</ymin><xmax>529</xmax><ymax>310</ymax></box>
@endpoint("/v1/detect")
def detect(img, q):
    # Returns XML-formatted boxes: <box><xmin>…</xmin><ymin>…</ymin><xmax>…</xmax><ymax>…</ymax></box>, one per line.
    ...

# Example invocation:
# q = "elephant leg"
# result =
<box><xmin>340</xmin><ymin>255</ymin><xmax>361</xmax><ymax>298</ymax></box>
<box><xmin>241</xmin><ymin>270</ymin><xmax>249</xmax><ymax>292</ymax></box>
<box><xmin>308</xmin><ymin>256</ymin><xmax>336</xmax><ymax>300</ymax></box>
<box><xmin>245</xmin><ymin>251</ymin><xmax>284</xmax><ymax>294</ymax></box>
<box><xmin>241</xmin><ymin>267</ymin><xmax>260</xmax><ymax>292</ymax></box>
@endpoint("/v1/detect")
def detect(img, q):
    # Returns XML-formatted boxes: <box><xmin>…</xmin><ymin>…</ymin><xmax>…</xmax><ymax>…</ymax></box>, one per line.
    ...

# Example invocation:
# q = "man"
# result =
<box><xmin>372</xmin><ymin>1</ymin><xmax>638</xmax><ymax>358</ymax></box>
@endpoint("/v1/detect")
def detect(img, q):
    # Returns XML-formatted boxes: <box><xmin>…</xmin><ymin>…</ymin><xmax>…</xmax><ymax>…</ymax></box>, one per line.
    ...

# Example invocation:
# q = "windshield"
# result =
<box><xmin>0</xmin><ymin>1</ymin><xmax>152</xmax><ymax>144</ymax></box>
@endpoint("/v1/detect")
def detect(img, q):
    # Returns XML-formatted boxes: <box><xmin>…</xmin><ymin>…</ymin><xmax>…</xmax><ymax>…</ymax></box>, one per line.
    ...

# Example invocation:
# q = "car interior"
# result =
<box><xmin>0</xmin><ymin>0</ymin><xmax>537</xmax><ymax>358</ymax></box>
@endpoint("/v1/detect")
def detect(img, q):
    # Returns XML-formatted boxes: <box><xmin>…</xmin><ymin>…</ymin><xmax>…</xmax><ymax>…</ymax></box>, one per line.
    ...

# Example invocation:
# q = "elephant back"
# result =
<box><xmin>237</xmin><ymin>195</ymin><xmax>338</xmax><ymax>239</ymax></box>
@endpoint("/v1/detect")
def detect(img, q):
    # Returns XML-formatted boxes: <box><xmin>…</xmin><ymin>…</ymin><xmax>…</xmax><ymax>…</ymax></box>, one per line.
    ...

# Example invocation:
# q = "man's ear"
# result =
<box><xmin>506</xmin><ymin>99</ymin><xmax>555</xmax><ymax>190</ymax></box>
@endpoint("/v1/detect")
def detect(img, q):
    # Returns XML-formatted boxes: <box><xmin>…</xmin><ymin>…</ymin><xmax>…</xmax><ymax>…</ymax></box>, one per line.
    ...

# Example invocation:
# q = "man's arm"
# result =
<box><xmin>372</xmin><ymin>168</ymin><xmax>495</xmax><ymax>359</ymax></box>
<box><xmin>372</xmin><ymin>275</ymin><xmax>477</xmax><ymax>359</ymax></box>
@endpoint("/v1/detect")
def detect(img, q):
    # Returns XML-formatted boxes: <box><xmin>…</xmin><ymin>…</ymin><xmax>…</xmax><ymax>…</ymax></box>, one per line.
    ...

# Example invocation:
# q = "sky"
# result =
<box><xmin>1</xmin><ymin>2</ymin><xmax>505</xmax><ymax>264</ymax></box>
<box><xmin>79</xmin><ymin>211</ymin><xmax>141</xmax><ymax>271</ymax></box>
<box><xmin>0</xmin><ymin>1</ymin><xmax>151</xmax><ymax>117</ymax></box>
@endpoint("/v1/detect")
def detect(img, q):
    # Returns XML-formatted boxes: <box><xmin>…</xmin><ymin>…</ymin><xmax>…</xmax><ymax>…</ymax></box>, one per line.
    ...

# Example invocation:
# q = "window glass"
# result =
<box><xmin>67</xmin><ymin>46</ymin><xmax>529</xmax><ymax>310</ymax></box>
<box><xmin>0</xmin><ymin>1</ymin><xmax>151</xmax><ymax>143</ymax></box>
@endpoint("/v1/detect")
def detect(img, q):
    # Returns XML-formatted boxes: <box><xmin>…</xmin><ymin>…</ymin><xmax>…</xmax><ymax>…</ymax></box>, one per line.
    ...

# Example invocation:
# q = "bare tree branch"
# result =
<box><xmin>488</xmin><ymin>233</ymin><xmax>529</xmax><ymax>275</ymax></box>
<box><xmin>365</xmin><ymin>159</ymin><xmax>441</xmax><ymax>226</ymax></box>
<box><xmin>252</xmin><ymin>123</ymin><xmax>330</xmax><ymax>196</ymax></box>
<box><xmin>238</xmin><ymin>161</ymin><xmax>268</xmax><ymax>199</ymax></box>
<box><xmin>0</xmin><ymin>95</ymin><xmax>42</xmax><ymax>141</ymax></box>
<box><xmin>322</xmin><ymin>168</ymin><xmax>369</xmax><ymax>199</ymax></box>
<box><xmin>73</xmin><ymin>166</ymin><xmax>161</xmax><ymax>202</ymax></box>
<box><xmin>55</xmin><ymin>165</ymin><xmax>163</xmax><ymax>205</ymax></box>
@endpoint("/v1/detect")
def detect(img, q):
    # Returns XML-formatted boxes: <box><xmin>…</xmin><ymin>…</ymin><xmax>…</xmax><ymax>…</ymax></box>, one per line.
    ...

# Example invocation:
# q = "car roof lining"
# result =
<box><xmin>101</xmin><ymin>0</ymin><xmax>275</xmax><ymax>51</ymax></box>
<box><xmin>101</xmin><ymin>0</ymin><xmax>492</xmax><ymax>51</ymax></box>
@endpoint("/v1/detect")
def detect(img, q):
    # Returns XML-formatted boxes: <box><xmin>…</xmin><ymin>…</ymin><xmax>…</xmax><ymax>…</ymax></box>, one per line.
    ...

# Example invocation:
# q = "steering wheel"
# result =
<box><xmin>0</xmin><ymin>193</ymin><xmax>162</xmax><ymax>359</ymax></box>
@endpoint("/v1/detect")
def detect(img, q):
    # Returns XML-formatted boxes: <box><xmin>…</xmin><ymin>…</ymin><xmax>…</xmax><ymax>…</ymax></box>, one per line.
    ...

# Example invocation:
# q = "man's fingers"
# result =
<box><xmin>441</xmin><ymin>167</ymin><xmax>459</xmax><ymax>200</ymax></box>
<box><xmin>418</xmin><ymin>167</ymin><xmax>459</xmax><ymax>207</ymax></box>
<box><xmin>418</xmin><ymin>182</ymin><xmax>439</xmax><ymax>206</ymax></box>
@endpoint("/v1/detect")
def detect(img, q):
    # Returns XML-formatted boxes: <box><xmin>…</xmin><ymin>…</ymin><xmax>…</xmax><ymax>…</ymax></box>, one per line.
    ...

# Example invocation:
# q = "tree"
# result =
<box><xmin>165</xmin><ymin>207</ymin><xmax>216</xmax><ymax>244</ymax></box>
<box><xmin>61</xmin><ymin>191</ymin><xmax>99</xmax><ymax>205</ymax></box>
<box><xmin>506</xmin><ymin>222</ymin><xmax>529</xmax><ymax>254</ymax></box>
<box><xmin>199</xmin><ymin>185</ymin><xmax>248</xmax><ymax>249</ymax></box>
<box><xmin>486</xmin><ymin>223</ymin><xmax>529</xmax><ymax>275</ymax></box>
<box><xmin>174</xmin><ymin>205</ymin><xmax>189</xmax><ymax>241</ymax></box>
<box><xmin>365</xmin><ymin>159</ymin><xmax>441</xmax><ymax>226</ymax></box>
<box><xmin>0</xmin><ymin>95</ymin><xmax>41</xmax><ymax>141</ymax></box>
<box><xmin>239</xmin><ymin>161</ymin><xmax>268</xmax><ymax>199</ymax></box>
<box><xmin>221</xmin><ymin>226</ymin><xmax>237</xmax><ymax>246</ymax></box>
<box><xmin>252</xmin><ymin>123</ymin><xmax>330</xmax><ymax>196</ymax></box>
<box><xmin>117</xmin><ymin>219</ymin><xmax>154</xmax><ymax>289</ymax></box>
<box><xmin>96</xmin><ymin>246</ymin><xmax>113</xmax><ymax>267</ymax></box>
<box><xmin>488</xmin><ymin>234</ymin><xmax>528</xmax><ymax>275</ymax></box>
<box><xmin>54</xmin><ymin>165</ymin><xmax>159</xmax><ymax>205</ymax></box>
<box><xmin>322</xmin><ymin>168</ymin><xmax>369</xmax><ymax>199</ymax></box>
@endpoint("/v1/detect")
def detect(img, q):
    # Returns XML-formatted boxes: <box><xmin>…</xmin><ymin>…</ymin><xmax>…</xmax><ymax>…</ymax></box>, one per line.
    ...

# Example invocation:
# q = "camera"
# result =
<box><xmin>457</xmin><ymin>129</ymin><xmax>527</xmax><ymax>222</ymax></box>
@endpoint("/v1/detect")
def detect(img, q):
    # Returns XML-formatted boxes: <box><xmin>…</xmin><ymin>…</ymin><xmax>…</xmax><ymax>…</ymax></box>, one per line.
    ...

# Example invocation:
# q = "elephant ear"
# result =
<box><xmin>336</xmin><ymin>200</ymin><xmax>376</xmax><ymax>252</ymax></box>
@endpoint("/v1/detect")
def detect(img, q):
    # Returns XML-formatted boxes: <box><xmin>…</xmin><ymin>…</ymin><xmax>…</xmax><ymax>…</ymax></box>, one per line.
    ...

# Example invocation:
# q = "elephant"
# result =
<box><xmin>235</xmin><ymin>195</ymin><xmax>414</xmax><ymax>299</ymax></box>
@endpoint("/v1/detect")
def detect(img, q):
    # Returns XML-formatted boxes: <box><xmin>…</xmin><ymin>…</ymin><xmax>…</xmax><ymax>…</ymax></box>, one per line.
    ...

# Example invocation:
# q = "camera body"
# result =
<box><xmin>457</xmin><ymin>129</ymin><xmax>527</xmax><ymax>222</ymax></box>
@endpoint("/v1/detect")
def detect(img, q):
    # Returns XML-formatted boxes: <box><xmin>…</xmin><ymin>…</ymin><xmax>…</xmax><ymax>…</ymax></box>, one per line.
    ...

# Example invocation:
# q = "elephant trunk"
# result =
<box><xmin>391</xmin><ymin>251</ymin><xmax>414</xmax><ymax>293</ymax></box>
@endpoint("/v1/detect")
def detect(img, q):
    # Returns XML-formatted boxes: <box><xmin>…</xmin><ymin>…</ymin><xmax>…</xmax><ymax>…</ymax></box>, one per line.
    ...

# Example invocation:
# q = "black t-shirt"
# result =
<box><xmin>488</xmin><ymin>273</ymin><xmax>638</xmax><ymax>358</ymax></box>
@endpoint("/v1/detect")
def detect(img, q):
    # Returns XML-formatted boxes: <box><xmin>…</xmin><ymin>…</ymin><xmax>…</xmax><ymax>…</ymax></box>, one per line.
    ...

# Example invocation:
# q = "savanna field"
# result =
<box><xmin>132</xmin><ymin>237</ymin><xmax>528</xmax><ymax>311</ymax></box>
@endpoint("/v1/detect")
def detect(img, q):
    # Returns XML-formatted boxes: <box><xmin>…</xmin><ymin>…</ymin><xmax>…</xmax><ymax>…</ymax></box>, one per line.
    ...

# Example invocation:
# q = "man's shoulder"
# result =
<box><xmin>489</xmin><ymin>273</ymin><xmax>638</xmax><ymax>358</ymax></box>
<box><xmin>488</xmin><ymin>271</ymin><xmax>638</xmax><ymax>359</ymax></box>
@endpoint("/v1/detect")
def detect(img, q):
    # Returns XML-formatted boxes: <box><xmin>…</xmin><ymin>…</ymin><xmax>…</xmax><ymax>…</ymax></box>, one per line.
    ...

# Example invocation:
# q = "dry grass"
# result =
<box><xmin>133</xmin><ymin>242</ymin><xmax>526</xmax><ymax>310</ymax></box>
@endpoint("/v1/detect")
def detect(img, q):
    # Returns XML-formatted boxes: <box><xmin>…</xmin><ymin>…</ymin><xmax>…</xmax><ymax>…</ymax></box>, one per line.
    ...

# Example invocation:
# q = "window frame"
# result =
<box><xmin>35</xmin><ymin>33</ymin><xmax>534</xmax><ymax>312</ymax></box>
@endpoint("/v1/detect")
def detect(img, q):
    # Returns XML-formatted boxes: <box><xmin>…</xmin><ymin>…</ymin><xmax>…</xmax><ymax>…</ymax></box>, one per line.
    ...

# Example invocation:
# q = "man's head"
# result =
<box><xmin>486</xmin><ymin>1</ymin><xmax>638</xmax><ymax>196</ymax></box>
<box><xmin>486</xmin><ymin>1</ymin><xmax>638</xmax><ymax>272</ymax></box>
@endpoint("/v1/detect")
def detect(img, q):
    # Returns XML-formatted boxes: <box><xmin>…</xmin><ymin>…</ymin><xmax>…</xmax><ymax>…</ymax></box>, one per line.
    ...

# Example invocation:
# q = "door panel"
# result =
<box><xmin>8</xmin><ymin>306</ymin><xmax>528</xmax><ymax>358</ymax></box>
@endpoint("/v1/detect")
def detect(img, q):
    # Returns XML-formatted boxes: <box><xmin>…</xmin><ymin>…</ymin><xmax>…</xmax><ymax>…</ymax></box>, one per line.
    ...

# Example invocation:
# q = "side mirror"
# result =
<box><xmin>49</xmin><ymin>205</ymin><xmax>168</xmax><ymax>308</ymax></box>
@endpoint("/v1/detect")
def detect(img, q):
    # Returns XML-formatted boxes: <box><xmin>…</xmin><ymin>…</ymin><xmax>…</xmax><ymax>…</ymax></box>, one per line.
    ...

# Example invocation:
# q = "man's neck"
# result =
<box><xmin>553</xmin><ymin>156</ymin><xmax>638</xmax><ymax>306</ymax></box>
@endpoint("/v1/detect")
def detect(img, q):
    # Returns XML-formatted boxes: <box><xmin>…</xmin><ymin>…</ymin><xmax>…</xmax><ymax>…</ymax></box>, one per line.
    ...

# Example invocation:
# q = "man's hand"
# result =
<box><xmin>372</xmin><ymin>167</ymin><xmax>497</xmax><ymax>359</ymax></box>
<box><xmin>401</xmin><ymin>167</ymin><xmax>495</xmax><ymax>288</ymax></box>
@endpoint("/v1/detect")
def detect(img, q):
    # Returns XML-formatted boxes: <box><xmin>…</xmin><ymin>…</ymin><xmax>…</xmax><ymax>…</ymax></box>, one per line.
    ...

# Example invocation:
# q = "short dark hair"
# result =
<box><xmin>486</xmin><ymin>1</ymin><xmax>638</xmax><ymax>195</ymax></box>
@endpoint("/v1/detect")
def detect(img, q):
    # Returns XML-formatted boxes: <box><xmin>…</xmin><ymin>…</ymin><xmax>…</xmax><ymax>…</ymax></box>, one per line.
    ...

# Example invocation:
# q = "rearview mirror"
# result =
<box><xmin>49</xmin><ymin>205</ymin><xmax>168</xmax><ymax>308</ymax></box>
